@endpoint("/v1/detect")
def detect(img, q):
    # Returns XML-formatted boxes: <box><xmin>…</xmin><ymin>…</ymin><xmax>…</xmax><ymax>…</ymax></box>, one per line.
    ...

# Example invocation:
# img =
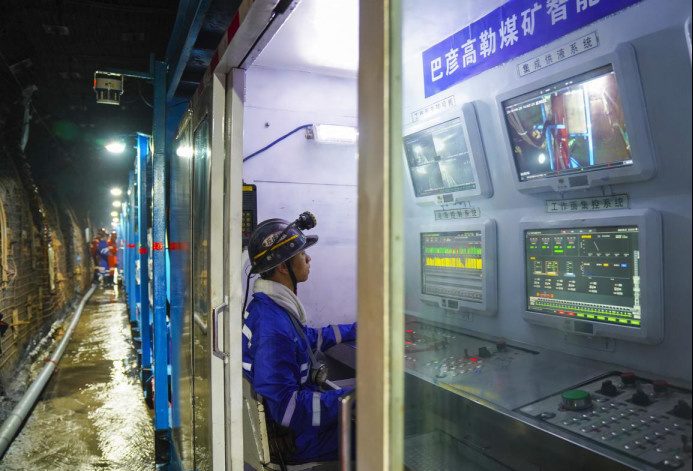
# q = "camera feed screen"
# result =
<box><xmin>502</xmin><ymin>64</ymin><xmax>632</xmax><ymax>182</ymax></box>
<box><xmin>403</xmin><ymin>118</ymin><xmax>477</xmax><ymax>198</ymax></box>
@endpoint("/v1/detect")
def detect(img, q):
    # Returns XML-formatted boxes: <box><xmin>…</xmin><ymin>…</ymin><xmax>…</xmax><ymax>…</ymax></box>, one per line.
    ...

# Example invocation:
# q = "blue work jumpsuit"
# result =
<box><xmin>242</xmin><ymin>292</ymin><xmax>356</xmax><ymax>462</ymax></box>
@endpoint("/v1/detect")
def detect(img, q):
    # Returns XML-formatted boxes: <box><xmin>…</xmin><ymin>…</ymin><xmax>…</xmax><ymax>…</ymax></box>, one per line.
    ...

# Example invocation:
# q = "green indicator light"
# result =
<box><xmin>631</xmin><ymin>321</ymin><xmax>641</xmax><ymax>325</ymax></box>
<box><xmin>576</xmin><ymin>314</ymin><xmax>585</xmax><ymax>318</ymax></box>
<box><xmin>586</xmin><ymin>315</ymin><xmax>595</xmax><ymax>319</ymax></box>
<box><xmin>619</xmin><ymin>319</ymin><xmax>628</xmax><ymax>323</ymax></box>
<box><xmin>597</xmin><ymin>316</ymin><xmax>606</xmax><ymax>320</ymax></box>
<box><xmin>554</xmin><ymin>250</ymin><xmax>564</xmax><ymax>253</ymax></box>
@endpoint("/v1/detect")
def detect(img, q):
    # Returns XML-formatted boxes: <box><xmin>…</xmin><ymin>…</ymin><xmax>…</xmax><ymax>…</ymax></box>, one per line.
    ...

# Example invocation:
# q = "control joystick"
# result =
<box><xmin>630</xmin><ymin>388</ymin><xmax>652</xmax><ymax>407</ymax></box>
<box><xmin>670</xmin><ymin>400</ymin><xmax>692</xmax><ymax>420</ymax></box>
<box><xmin>599</xmin><ymin>380</ymin><xmax>620</xmax><ymax>397</ymax></box>
<box><xmin>478</xmin><ymin>347</ymin><xmax>491</xmax><ymax>358</ymax></box>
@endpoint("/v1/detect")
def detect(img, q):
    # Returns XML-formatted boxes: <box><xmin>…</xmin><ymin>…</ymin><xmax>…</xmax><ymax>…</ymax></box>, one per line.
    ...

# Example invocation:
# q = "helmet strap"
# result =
<box><xmin>286</xmin><ymin>260</ymin><xmax>298</xmax><ymax>294</ymax></box>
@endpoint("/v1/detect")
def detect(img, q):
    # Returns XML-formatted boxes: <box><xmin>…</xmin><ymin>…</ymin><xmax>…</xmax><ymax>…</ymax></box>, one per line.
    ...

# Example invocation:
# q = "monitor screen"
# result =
<box><xmin>421</xmin><ymin>230</ymin><xmax>484</xmax><ymax>305</ymax></box>
<box><xmin>503</xmin><ymin>64</ymin><xmax>632</xmax><ymax>183</ymax></box>
<box><xmin>524</xmin><ymin>225</ymin><xmax>641</xmax><ymax>328</ymax></box>
<box><xmin>404</xmin><ymin>118</ymin><xmax>477</xmax><ymax>199</ymax></box>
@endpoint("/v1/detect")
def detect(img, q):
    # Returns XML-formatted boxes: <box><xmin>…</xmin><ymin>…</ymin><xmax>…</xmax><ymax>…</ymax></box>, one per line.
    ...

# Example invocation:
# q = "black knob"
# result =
<box><xmin>631</xmin><ymin>388</ymin><xmax>651</xmax><ymax>407</ymax></box>
<box><xmin>496</xmin><ymin>339</ymin><xmax>507</xmax><ymax>352</ymax></box>
<box><xmin>599</xmin><ymin>380</ymin><xmax>619</xmax><ymax>397</ymax></box>
<box><xmin>464</xmin><ymin>348</ymin><xmax>469</xmax><ymax>358</ymax></box>
<box><xmin>670</xmin><ymin>400</ymin><xmax>692</xmax><ymax>420</ymax></box>
<box><xmin>621</xmin><ymin>372</ymin><xmax>636</xmax><ymax>385</ymax></box>
<box><xmin>478</xmin><ymin>347</ymin><xmax>491</xmax><ymax>358</ymax></box>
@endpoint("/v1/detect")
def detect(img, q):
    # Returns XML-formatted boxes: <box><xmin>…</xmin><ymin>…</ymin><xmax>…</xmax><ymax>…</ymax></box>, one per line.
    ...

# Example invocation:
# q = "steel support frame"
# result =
<box><xmin>137</xmin><ymin>133</ymin><xmax>152</xmax><ymax>374</ymax></box>
<box><xmin>127</xmin><ymin>170</ymin><xmax>137</xmax><ymax>323</ymax></box>
<box><xmin>152</xmin><ymin>60</ymin><xmax>171</xmax><ymax>464</ymax></box>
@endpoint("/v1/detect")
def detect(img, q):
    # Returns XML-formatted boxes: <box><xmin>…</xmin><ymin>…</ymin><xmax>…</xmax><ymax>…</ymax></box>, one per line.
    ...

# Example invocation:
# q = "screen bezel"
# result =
<box><xmin>497</xmin><ymin>42</ymin><xmax>656</xmax><ymax>194</ymax></box>
<box><xmin>419</xmin><ymin>218</ymin><xmax>497</xmax><ymax>316</ymax></box>
<box><xmin>403</xmin><ymin>102</ymin><xmax>493</xmax><ymax>204</ymax></box>
<box><xmin>519</xmin><ymin>209</ymin><xmax>663</xmax><ymax>344</ymax></box>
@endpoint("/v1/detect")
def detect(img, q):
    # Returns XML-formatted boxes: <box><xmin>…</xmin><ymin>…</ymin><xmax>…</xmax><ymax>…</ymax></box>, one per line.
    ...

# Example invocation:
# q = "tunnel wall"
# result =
<box><xmin>0</xmin><ymin>143</ymin><xmax>92</xmax><ymax>381</ymax></box>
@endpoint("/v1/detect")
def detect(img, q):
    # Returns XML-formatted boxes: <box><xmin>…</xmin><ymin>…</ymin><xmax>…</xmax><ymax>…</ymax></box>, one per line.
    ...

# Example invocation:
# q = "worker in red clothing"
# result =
<box><xmin>106</xmin><ymin>231</ymin><xmax>118</xmax><ymax>287</ymax></box>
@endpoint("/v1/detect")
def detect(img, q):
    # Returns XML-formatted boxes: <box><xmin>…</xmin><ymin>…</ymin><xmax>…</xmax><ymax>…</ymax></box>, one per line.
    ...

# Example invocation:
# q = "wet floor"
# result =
<box><xmin>0</xmin><ymin>286</ymin><xmax>154</xmax><ymax>470</ymax></box>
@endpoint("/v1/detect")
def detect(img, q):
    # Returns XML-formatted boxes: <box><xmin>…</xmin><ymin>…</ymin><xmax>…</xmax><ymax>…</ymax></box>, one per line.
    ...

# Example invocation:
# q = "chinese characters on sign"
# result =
<box><xmin>518</xmin><ymin>32</ymin><xmax>598</xmax><ymax>76</ymax></box>
<box><xmin>411</xmin><ymin>96</ymin><xmax>457</xmax><ymax>123</ymax></box>
<box><xmin>422</xmin><ymin>0</ymin><xmax>642</xmax><ymax>97</ymax></box>
<box><xmin>434</xmin><ymin>208</ymin><xmax>482</xmax><ymax>220</ymax></box>
<box><xmin>545</xmin><ymin>194</ymin><xmax>630</xmax><ymax>213</ymax></box>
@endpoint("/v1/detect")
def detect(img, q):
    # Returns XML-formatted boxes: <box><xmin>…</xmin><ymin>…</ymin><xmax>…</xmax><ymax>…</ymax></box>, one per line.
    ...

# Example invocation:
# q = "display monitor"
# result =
<box><xmin>520</xmin><ymin>209</ymin><xmax>662</xmax><ymax>344</ymax></box>
<box><xmin>403</xmin><ymin>102</ymin><xmax>492</xmax><ymax>204</ymax></box>
<box><xmin>498</xmin><ymin>43</ymin><xmax>655</xmax><ymax>193</ymax></box>
<box><xmin>420</xmin><ymin>219</ymin><xmax>497</xmax><ymax>315</ymax></box>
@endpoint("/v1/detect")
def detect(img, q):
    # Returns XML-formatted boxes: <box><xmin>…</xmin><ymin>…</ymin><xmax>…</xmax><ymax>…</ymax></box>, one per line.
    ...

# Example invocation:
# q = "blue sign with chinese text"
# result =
<box><xmin>422</xmin><ymin>0</ymin><xmax>643</xmax><ymax>98</ymax></box>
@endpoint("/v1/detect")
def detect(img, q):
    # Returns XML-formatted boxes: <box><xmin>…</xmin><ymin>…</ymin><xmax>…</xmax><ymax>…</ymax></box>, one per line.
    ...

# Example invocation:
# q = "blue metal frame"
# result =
<box><xmin>152</xmin><ymin>60</ymin><xmax>170</xmax><ymax>434</ymax></box>
<box><xmin>116</xmin><ymin>62</ymin><xmax>175</xmax><ymax>467</ymax></box>
<box><xmin>127</xmin><ymin>170</ymin><xmax>138</xmax><ymax>323</ymax></box>
<box><xmin>137</xmin><ymin>133</ymin><xmax>152</xmax><ymax>372</ymax></box>
<box><xmin>165</xmin><ymin>0</ymin><xmax>213</xmax><ymax>102</ymax></box>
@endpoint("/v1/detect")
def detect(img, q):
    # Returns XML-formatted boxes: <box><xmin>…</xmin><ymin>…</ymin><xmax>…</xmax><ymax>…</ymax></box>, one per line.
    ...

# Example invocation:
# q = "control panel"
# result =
<box><xmin>519</xmin><ymin>373</ymin><xmax>692</xmax><ymax>470</ymax></box>
<box><xmin>405</xmin><ymin>321</ymin><xmax>522</xmax><ymax>381</ymax></box>
<box><xmin>242</xmin><ymin>183</ymin><xmax>257</xmax><ymax>249</ymax></box>
<box><xmin>400</xmin><ymin>320</ymin><xmax>589</xmax><ymax>411</ymax></box>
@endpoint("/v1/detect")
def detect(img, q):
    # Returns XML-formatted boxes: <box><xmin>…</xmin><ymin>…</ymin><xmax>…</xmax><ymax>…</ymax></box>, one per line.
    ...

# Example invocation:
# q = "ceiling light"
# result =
<box><xmin>105</xmin><ymin>140</ymin><xmax>126</xmax><ymax>153</ymax></box>
<box><xmin>110</xmin><ymin>211</ymin><xmax>118</xmax><ymax>217</ymax></box>
<box><xmin>112</xmin><ymin>201</ymin><xmax>122</xmax><ymax>208</ymax></box>
<box><xmin>306</xmin><ymin>124</ymin><xmax>359</xmax><ymax>144</ymax></box>
<box><xmin>110</xmin><ymin>187</ymin><xmax>122</xmax><ymax>196</ymax></box>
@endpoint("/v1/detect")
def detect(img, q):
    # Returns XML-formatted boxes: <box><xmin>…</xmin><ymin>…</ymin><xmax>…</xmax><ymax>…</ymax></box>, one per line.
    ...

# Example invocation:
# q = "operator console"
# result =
<box><xmin>519</xmin><ymin>373</ymin><xmax>692</xmax><ymax>470</ymax></box>
<box><xmin>405</xmin><ymin>321</ymin><xmax>526</xmax><ymax>383</ymax></box>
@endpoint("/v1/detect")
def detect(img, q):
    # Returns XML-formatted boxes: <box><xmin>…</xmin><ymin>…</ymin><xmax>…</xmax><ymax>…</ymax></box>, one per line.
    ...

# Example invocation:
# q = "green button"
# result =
<box><xmin>562</xmin><ymin>389</ymin><xmax>590</xmax><ymax>401</ymax></box>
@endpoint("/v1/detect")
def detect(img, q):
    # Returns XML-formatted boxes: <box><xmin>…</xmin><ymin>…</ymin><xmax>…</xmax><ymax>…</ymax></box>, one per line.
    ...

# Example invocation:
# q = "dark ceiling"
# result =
<box><xmin>0</xmin><ymin>0</ymin><xmax>179</xmax><ymax>227</ymax></box>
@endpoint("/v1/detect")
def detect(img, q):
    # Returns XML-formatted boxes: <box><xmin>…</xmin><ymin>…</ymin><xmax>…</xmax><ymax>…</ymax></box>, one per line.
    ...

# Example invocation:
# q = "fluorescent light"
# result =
<box><xmin>112</xmin><ymin>218</ymin><xmax>119</xmax><ymax>224</ymax></box>
<box><xmin>110</xmin><ymin>211</ymin><xmax>118</xmax><ymax>217</ymax></box>
<box><xmin>105</xmin><ymin>140</ymin><xmax>126</xmax><ymax>153</ymax></box>
<box><xmin>308</xmin><ymin>124</ymin><xmax>358</xmax><ymax>144</ymax></box>
<box><xmin>112</xmin><ymin>201</ymin><xmax>122</xmax><ymax>208</ymax></box>
<box><xmin>110</xmin><ymin>187</ymin><xmax>122</xmax><ymax>196</ymax></box>
<box><xmin>176</xmin><ymin>145</ymin><xmax>193</xmax><ymax>158</ymax></box>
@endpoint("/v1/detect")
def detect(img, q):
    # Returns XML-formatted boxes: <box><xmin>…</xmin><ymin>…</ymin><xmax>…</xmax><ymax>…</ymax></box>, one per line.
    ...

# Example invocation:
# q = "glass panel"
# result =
<box><xmin>170</xmin><ymin>123</ymin><xmax>194</xmax><ymax>469</ymax></box>
<box><xmin>192</xmin><ymin>117</ymin><xmax>212</xmax><ymax>469</ymax></box>
<box><xmin>394</xmin><ymin>4</ymin><xmax>512</xmax><ymax>469</ymax></box>
<box><xmin>393</xmin><ymin>2</ymin><xmax>692</xmax><ymax>471</ymax></box>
